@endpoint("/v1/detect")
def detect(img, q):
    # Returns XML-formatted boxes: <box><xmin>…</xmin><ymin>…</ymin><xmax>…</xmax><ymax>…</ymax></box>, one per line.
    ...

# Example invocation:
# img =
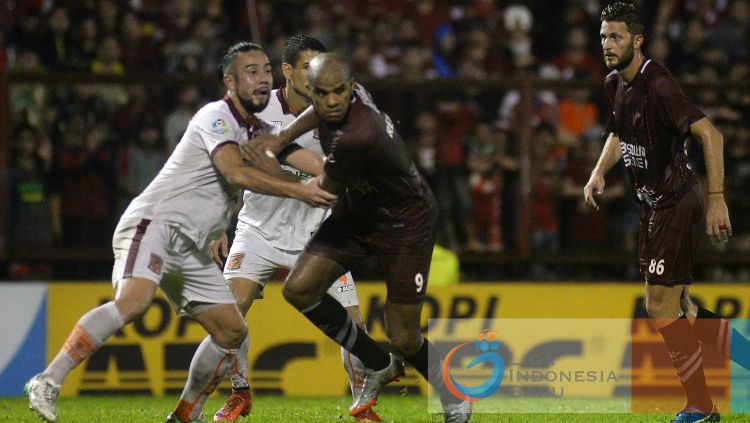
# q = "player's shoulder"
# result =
<box><xmin>642</xmin><ymin>60</ymin><xmax>681</xmax><ymax>93</ymax></box>
<box><xmin>192</xmin><ymin>99</ymin><xmax>240</xmax><ymax>132</ymax></box>
<box><xmin>604</xmin><ymin>69</ymin><xmax>619</xmax><ymax>88</ymax></box>
<box><xmin>256</xmin><ymin>88</ymin><xmax>287</xmax><ymax>124</ymax></box>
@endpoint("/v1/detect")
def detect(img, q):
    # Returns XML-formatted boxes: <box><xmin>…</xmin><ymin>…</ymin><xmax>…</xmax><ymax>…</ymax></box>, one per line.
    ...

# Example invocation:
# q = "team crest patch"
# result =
<box><xmin>147</xmin><ymin>253</ymin><xmax>163</xmax><ymax>275</ymax></box>
<box><xmin>211</xmin><ymin>118</ymin><xmax>229</xmax><ymax>135</ymax></box>
<box><xmin>227</xmin><ymin>253</ymin><xmax>244</xmax><ymax>270</ymax></box>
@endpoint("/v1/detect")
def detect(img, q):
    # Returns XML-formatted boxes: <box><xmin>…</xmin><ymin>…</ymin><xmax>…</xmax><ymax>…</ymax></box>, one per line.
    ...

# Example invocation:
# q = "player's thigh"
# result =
<box><xmin>112</xmin><ymin>277</ymin><xmax>159</xmax><ymax>322</ymax></box>
<box><xmin>227</xmin><ymin>277</ymin><xmax>264</xmax><ymax>315</ymax></box>
<box><xmin>378</xmin><ymin>228</ymin><xmax>435</xmax><ymax>305</ymax></box>
<box><xmin>326</xmin><ymin>271</ymin><xmax>360</xmax><ymax>308</ymax></box>
<box><xmin>640</xmin><ymin>185</ymin><xmax>704</xmax><ymax>286</ymax></box>
<box><xmin>285</xmin><ymin>252</ymin><xmax>347</xmax><ymax>299</ymax></box>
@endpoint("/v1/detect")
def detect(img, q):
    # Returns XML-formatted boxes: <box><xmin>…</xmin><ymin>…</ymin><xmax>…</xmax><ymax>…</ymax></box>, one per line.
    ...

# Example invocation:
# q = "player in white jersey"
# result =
<box><xmin>209</xmin><ymin>36</ymin><xmax>379</xmax><ymax>423</ymax></box>
<box><xmin>25</xmin><ymin>42</ymin><xmax>336</xmax><ymax>423</ymax></box>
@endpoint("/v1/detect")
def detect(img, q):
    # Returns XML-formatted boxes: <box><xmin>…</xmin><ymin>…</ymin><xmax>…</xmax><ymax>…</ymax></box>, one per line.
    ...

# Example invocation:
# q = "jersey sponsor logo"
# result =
<box><xmin>384</xmin><ymin>114</ymin><xmax>394</xmax><ymax>138</ymax></box>
<box><xmin>227</xmin><ymin>253</ymin><xmax>245</xmax><ymax>270</ymax></box>
<box><xmin>620</xmin><ymin>142</ymin><xmax>648</xmax><ymax>169</ymax></box>
<box><xmin>336</xmin><ymin>284</ymin><xmax>355</xmax><ymax>293</ymax></box>
<box><xmin>210</xmin><ymin>118</ymin><xmax>230</xmax><ymax>135</ymax></box>
<box><xmin>147</xmin><ymin>253</ymin><xmax>163</xmax><ymax>275</ymax></box>
<box><xmin>350</xmin><ymin>180</ymin><xmax>379</xmax><ymax>196</ymax></box>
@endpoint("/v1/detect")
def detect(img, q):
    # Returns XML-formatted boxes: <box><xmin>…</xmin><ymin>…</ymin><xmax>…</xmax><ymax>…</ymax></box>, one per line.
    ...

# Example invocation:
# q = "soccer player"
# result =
<box><xmin>584</xmin><ymin>3</ymin><xmax>733</xmax><ymax>422</ymax></box>
<box><xmin>208</xmin><ymin>35</ymin><xmax>379</xmax><ymax>423</ymax></box>
<box><xmin>25</xmin><ymin>42</ymin><xmax>336</xmax><ymax>423</ymax></box>
<box><xmin>246</xmin><ymin>54</ymin><xmax>472</xmax><ymax>423</ymax></box>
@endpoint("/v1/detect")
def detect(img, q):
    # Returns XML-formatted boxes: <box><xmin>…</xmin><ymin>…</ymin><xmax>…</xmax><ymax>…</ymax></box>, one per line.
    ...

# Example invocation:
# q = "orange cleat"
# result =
<box><xmin>213</xmin><ymin>390</ymin><xmax>252</xmax><ymax>422</ymax></box>
<box><xmin>353</xmin><ymin>408</ymin><xmax>383</xmax><ymax>422</ymax></box>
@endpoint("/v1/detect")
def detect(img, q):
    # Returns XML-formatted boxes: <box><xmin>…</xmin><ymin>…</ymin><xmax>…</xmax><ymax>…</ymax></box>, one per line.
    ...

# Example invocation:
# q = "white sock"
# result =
<box><xmin>229</xmin><ymin>336</ymin><xmax>250</xmax><ymax>390</ymax></box>
<box><xmin>341</xmin><ymin>347</ymin><xmax>367</xmax><ymax>400</ymax></box>
<box><xmin>177</xmin><ymin>337</ymin><xmax>237</xmax><ymax>420</ymax></box>
<box><xmin>43</xmin><ymin>302</ymin><xmax>125</xmax><ymax>385</ymax></box>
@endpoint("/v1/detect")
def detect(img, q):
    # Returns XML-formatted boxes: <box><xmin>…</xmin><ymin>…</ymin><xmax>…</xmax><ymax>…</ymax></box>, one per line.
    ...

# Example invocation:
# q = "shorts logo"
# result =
<box><xmin>338</xmin><ymin>274</ymin><xmax>348</xmax><ymax>284</ymax></box>
<box><xmin>227</xmin><ymin>253</ymin><xmax>244</xmax><ymax>270</ymax></box>
<box><xmin>147</xmin><ymin>253</ymin><xmax>163</xmax><ymax>275</ymax></box>
<box><xmin>337</xmin><ymin>285</ymin><xmax>355</xmax><ymax>293</ymax></box>
<box><xmin>211</xmin><ymin>118</ymin><xmax>229</xmax><ymax>135</ymax></box>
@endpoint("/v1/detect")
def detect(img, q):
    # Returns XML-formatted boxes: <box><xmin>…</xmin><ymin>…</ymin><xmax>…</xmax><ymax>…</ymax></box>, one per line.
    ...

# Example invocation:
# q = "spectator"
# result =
<box><xmin>163</xmin><ymin>85</ymin><xmax>201</xmax><ymax>150</ymax></box>
<box><xmin>11</xmin><ymin>124</ymin><xmax>54</xmax><ymax>247</ymax></box>
<box><xmin>67</xmin><ymin>14</ymin><xmax>99</xmax><ymax>71</ymax></box>
<box><xmin>50</xmin><ymin>117</ymin><xmax>115</xmax><ymax>246</ymax></box>
<box><xmin>119</xmin><ymin>10</ymin><xmax>161</xmax><ymax>72</ymax></box>
<box><xmin>551</xmin><ymin>25</ymin><xmax>602</xmax><ymax>80</ymax></box>
<box><xmin>91</xmin><ymin>36</ymin><xmax>125</xmax><ymax>75</ymax></box>
<box><xmin>38</xmin><ymin>6</ymin><xmax>73</xmax><ymax>71</ymax></box>
<box><xmin>118</xmin><ymin>118</ymin><xmax>167</xmax><ymax>212</ymax></box>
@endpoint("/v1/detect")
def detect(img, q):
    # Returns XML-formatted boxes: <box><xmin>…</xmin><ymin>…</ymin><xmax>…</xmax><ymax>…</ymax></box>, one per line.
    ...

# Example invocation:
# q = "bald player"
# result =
<box><xmin>246</xmin><ymin>54</ymin><xmax>472</xmax><ymax>423</ymax></box>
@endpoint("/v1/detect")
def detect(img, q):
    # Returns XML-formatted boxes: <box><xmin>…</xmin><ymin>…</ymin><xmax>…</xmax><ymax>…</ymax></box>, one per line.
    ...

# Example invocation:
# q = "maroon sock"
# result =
<box><xmin>657</xmin><ymin>317</ymin><xmax>714</xmax><ymax>412</ymax></box>
<box><xmin>692</xmin><ymin>307</ymin><xmax>731</xmax><ymax>356</ymax></box>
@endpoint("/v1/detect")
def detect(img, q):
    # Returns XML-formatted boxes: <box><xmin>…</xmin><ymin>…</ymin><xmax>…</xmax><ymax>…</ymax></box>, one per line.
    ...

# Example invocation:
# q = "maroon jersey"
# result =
<box><xmin>318</xmin><ymin>83</ymin><xmax>436</xmax><ymax>226</ymax></box>
<box><xmin>604</xmin><ymin>59</ymin><xmax>705</xmax><ymax>209</ymax></box>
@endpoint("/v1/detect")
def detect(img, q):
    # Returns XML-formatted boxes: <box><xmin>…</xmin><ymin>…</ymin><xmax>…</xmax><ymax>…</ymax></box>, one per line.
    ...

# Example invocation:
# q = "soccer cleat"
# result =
<box><xmin>443</xmin><ymin>400</ymin><xmax>472</xmax><ymax>423</ymax></box>
<box><xmin>213</xmin><ymin>389</ymin><xmax>252</xmax><ymax>422</ymax></box>
<box><xmin>348</xmin><ymin>353</ymin><xmax>405</xmax><ymax>416</ymax></box>
<box><xmin>25</xmin><ymin>374</ymin><xmax>60</xmax><ymax>422</ymax></box>
<box><xmin>353</xmin><ymin>407</ymin><xmax>383</xmax><ymax>422</ymax></box>
<box><xmin>166</xmin><ymin>411</ymin><xmax>206</xmax><ymax>423</ymax></box>
<box><xmin>669</xmin><ymin>405</ymin><xmax>720</xmax><ymax>423</ymax></box>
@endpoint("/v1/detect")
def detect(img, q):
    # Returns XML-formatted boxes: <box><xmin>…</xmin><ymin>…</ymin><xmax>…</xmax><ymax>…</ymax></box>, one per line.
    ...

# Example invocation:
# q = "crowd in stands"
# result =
<box><xmin>4</xmin><ymin>0</ymin><xmax>749</xmax><ymax>279</ymax></box>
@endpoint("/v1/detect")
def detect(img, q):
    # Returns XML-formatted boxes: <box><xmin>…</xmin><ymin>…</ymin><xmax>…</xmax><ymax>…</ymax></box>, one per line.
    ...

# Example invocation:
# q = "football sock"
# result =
<box><xmin>406</xmin><ymin>337</ymin><xmax>462</xmax><ymax>406</ymax></box>
<box><xmin>693</xmin><ymin>307</ymin><xmax>750</xmax><ymax>371</ymax></box>
<box><xmin>175</xmin><ymin>336</ymin><xmax>236</xmax><ymax>421</ymax></box>
<box><xmin>228</xmin><ymin>336</ymin><xmax>250</xmax><ymax>391</ymax></box>
<box><xmin>43</xmin><ymin>302</ymin><xmax>125</xmax><ymax>385</ymax></box>
<box><xmin>657</xmin><ymin>316</ymin><xmax>714</xmax><ymax>412</ymax></box>
<box><xmin>302</xmin><ymin>294</ymin><xmax>390</xmax><ymax>370</ymax></box>
<box><xmin>342</xmin><ymin>347</ymin><xmax>367</xmax><ymax>400</ymax></box>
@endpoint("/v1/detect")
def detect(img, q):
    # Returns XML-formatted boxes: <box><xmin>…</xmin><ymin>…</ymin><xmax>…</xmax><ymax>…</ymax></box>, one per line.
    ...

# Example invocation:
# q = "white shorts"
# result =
<box><xmin>223</xmin><ymin>230</ymin><xmax>359</xmax><ymax>307</ymax></box>
<box><xmin>112</xmin><ymin>219</ymin><xmax>237</xmax><ymax>315</ymax></box>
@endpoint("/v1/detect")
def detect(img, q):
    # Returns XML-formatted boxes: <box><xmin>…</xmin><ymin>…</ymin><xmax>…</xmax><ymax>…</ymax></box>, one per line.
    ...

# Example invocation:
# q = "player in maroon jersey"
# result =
<box><xmin>245</xmin><ymin>54</ymin><xmax>471</xmax><ymax>423</ymax></box>
<box><xmin>584</xmin><ymin>3</ymin><xmax>735</xmax><ymax>423</ymax></box>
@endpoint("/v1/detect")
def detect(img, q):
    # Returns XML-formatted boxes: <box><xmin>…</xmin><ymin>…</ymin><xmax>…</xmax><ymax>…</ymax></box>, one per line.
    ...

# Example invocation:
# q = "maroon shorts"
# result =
<box><xmin>639</xmin><ymin>182</ymin><xmax>704</xmax><ymax>286</ymax></box>
<box><xmin>306</xmin><ymin>207</ymin><xmax>437</xmax><ymax>304</ymax></box>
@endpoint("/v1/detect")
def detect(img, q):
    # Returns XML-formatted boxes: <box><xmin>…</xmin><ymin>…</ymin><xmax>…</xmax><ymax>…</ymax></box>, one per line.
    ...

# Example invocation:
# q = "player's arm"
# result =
<box><xmin>691</xmin><ymin>117</ymin><xmax>732</xmax><ymax>243</ymax></box>
<box><xmin>241</xmin><ymin>106</ymin><xmax>320</xmax><ymax>157</ymax></box>
<box><xmin>241</xmin><ymin>140</ymin><xmax>298</xmax><ymax>182</ymax></box>
<box><xmin>584</xmin><ymin>132</ymin><xmax>622</xmax><ymax>210</ymax></box>
<box><xmin>212</xmin><ymin>143</ymin><xmax>336</xmax><ymax>206</ymax></box>
<box><xmin>283</xmin><ymin>148</ymin><xmax>325</xmax><ymax>176</ymax></box>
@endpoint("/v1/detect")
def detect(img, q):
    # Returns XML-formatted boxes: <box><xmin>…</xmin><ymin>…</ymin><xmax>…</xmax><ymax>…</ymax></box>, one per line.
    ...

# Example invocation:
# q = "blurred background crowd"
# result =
<box><xmin>3</xmin><ymin>0</ymin><xmax>749</xmax><ymax>281</ymax></box>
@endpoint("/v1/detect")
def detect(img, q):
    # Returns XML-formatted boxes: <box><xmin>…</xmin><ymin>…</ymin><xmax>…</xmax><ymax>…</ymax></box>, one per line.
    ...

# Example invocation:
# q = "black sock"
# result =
<box><xmin>302</xmin><ymin>294</ymin><xmax>390</xmax><ymax>370</ymax></box>
<box><xmin>406</xmin><ymin>338</ymin><xmax>462</xmax><ymax>406</ymax></box>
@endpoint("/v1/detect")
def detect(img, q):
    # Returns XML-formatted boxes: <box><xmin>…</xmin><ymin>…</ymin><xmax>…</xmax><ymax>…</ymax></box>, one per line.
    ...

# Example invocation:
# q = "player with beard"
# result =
<box><xmin>209</xmin><ymin>36</ymin><xmax>379</xmax><ymax>423</ymax></box>
<box><xmin>584</xmin><ymin>3</ymin><xmax>735</xmax><ymax>422</ymax></box>
<box><xmin>25</xmin><ymin>42</ymin><xmax>335</xmax><ymax>423</ymax></box>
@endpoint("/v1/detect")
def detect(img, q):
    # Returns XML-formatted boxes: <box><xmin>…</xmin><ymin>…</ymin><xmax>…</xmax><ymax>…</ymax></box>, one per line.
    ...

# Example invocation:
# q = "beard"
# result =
<box><xmin>237</xmin><ymin>92</ymin><xmax>269</xmax><ymax>114</ymax></box>
<box><xmin>610</xmin><ymin>43</ymin><xmax>635</xmax><ymax>71</ymax></box>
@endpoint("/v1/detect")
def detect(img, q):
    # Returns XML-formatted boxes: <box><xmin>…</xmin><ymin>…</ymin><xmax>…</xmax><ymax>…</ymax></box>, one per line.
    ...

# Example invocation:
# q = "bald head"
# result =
<box><xmin>307</xmin><ymin>53</ymin><xmax>355</xmax><ymax>124</ymax></box>
<box><xmin>308</xmin><ymin>53</ymin><xmax>351</xmax><ymax>83</ymax></box>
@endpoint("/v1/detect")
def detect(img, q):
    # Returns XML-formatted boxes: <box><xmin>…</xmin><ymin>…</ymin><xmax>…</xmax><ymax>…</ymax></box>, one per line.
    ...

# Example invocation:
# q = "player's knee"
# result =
<box><xmin>282</xmin><ymin>280</ymin><xmax>315</xmax><ymax>310</ymax></box>
<box><xmin>213</xmin><ymin>320</ymin><xmax>247</xmax><ymax>349</ymax></box>
<box><xmin>114</xmin><ymin>297</ymin><xmax>151</xmax><ymax>323</ymax></box>
<box><xmin>389</xmin><ymin>332</ymin><xmax>422</xmax><ymax>357</ymax></box>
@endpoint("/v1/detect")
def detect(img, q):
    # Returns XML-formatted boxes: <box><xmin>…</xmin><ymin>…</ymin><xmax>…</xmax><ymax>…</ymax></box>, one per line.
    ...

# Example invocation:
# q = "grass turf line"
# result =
<box><xmin>1</xmin><ymin>395</ymin><xmax>747</xmax><ymax>422</ymax></box>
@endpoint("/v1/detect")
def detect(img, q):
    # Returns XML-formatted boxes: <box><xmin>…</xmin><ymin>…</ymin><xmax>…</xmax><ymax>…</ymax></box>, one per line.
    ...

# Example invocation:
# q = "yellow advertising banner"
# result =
<box><xmin>47</xmin><ymin>282</ymin><xmax>750</xmax><ymax>398</ymax></box>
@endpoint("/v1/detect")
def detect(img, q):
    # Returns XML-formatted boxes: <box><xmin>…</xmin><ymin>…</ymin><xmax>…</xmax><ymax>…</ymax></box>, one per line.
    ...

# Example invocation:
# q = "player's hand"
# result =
<box><xmin>296</xmin><ymin>176</ymin><xmax>337</xmax><ymax>207</ymax></box>
<box><xmin>241</xmin><ymin>134</ymin><xmax>286</xmax><ymax>161</ymax></box>
<box><xmin>208</xmin><ymin>233</ymin><xmax>228</xmax><ymax>267</ymax></box>
<box><xmin>584</xmin><ymin>173</ymin><xmax>605</xmax><ymax>210</ymax></box>
<box><xmin>240</xmin><ymin>138</ymin><xmax>282</xmax><ymax>172</ymax></box>
<box><xmin>705</xmin><ymin>194</ymin><xmax>732</xmax><ymax>244</ymax></box>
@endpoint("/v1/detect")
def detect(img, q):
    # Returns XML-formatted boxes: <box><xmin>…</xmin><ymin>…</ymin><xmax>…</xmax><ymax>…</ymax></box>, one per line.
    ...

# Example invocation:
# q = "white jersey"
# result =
<box><xmin>121</xmin><ymin>97</ymin><xmax>256</xmax><ymax>251</ymax></box>
<box><xmin>236</xmin><ymin>87</ymin><xmax>328</xmax><ymax>251</ymax></box>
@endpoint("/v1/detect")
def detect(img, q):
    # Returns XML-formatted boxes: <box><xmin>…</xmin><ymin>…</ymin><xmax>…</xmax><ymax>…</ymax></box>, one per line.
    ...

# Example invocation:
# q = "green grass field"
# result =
<box><xmin>0</xmin><ymin>394</ymin><xmax>746</xmax><ymax>423</ymax></box>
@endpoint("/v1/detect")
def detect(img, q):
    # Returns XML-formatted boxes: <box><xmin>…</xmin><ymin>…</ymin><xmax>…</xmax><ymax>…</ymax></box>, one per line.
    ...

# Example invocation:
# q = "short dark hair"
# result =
<box><xmin>600</xmin><ymin>2</ymin><xmax>644</xmax><ymax>36</ymax></box>
<box><xmin>221</xmin><ymin>41</ymin><xmax>264</xmax><ymax>76</ymax></box>
<box><xmin>282</xmin><ymin>35</ymin><xmax>326</xmax><ymax>67</ymax></box>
